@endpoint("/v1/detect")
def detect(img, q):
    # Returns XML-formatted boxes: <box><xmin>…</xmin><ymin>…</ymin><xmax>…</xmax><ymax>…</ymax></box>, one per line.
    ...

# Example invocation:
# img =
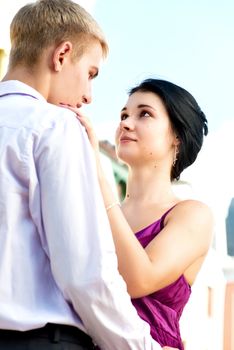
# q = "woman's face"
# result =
<box><xmin>115</xmin><ymin>91</ymin><xmax>178</xmax><ymax>169</ymax></box>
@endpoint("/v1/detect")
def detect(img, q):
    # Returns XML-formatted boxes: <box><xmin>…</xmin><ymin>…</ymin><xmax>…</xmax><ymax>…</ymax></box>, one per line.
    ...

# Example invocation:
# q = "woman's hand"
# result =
<box><xmin>63</xmin><ymin>105</ymin><xmax>99</xmax><ymax>153</ymax></box>
<box><xmin>60</xmin><ymin>104</ymin><xmax>105</xmax><ymax>180</ymax></box>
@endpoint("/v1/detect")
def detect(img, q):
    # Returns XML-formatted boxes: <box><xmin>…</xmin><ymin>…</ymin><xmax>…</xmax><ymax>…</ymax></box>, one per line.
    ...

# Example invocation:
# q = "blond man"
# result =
<box><xmin>0</xmin><ymin>1</ymin><xmax>178</xmax><ymax>349</ymax></box>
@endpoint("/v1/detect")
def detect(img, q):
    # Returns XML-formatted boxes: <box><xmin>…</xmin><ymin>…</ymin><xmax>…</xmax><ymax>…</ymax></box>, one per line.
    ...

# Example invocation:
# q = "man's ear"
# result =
<box><xmin>52</xmin><ymin>41</ymin><xmax>73</xmax><ymax>72</ymax></box>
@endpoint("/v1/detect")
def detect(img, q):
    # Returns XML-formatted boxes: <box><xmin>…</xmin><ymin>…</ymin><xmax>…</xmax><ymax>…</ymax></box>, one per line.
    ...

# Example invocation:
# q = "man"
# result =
<box><xmin>0</xmin><ymin>0</ymin><xmax>177</xmax><ymax>349</ymax></box>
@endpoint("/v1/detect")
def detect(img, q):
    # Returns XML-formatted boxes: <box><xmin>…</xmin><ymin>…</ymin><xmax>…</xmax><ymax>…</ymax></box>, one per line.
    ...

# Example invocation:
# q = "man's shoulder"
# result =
<box><xmin>34</xmin><ymin>102</ymin><xmax>75</xmax><ymax>128</ymax></box>
<box><xmin>0</xmin><ymin>80</ymin><xmax>78</xmax><ymax>133</ymax></box>
<box><xmin>20</xmin><ymin>100</ymin><xmax>79</xmax><ymax>135</ymax></box>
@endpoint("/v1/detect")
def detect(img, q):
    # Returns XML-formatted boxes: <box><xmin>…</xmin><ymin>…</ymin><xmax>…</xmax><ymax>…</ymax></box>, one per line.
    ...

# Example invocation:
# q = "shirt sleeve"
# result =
<box><xmin>34</xmin><ymin>111</ymin><xmax>162</xmax><ymax>350</ymax></box>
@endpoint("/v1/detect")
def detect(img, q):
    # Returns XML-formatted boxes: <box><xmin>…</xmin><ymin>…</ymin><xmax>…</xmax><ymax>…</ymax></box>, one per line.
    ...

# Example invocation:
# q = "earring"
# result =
<box><xmin>172</xmin><ymin>146</ymin><xmax>178</xmax><ymax>167</ymax></box>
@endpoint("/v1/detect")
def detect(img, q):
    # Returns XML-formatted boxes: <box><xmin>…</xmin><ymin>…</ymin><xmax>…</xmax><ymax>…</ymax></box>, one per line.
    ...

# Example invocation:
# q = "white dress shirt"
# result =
<box><xmin>0</xmin><ymin>80</ymin><xmax>161</xmax><ymax>349</ymax></box>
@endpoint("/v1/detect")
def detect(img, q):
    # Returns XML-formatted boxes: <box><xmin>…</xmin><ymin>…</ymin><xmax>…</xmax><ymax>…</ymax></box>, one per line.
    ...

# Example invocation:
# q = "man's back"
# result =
<box><xmin>0</xmin><ymin>80</ymin><xmax>84</xmax><ymax>330</ymax></box>
<box><xmin>0</xmin><ymin>80</ymin><xmax>164</xmax><ymax>349</ymax></box>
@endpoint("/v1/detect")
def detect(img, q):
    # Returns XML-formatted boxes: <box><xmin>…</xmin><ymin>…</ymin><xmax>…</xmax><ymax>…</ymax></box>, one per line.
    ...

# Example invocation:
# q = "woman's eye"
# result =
<box><xmin>121</xmin><ymin>114</ymin><xmax>128</xmax><ymax>120</ymax></box>
<box><xmin>140</xmin><ymin>111</ymin><xmax>151</xmax><ymax>118</ymax></box>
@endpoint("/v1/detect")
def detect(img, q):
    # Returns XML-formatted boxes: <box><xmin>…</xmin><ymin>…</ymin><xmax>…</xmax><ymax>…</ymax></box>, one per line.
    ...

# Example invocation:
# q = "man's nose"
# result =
<box><xmin>82</xmin><ymin>94</ymin><xmax>92</xmax><ymax>104</ymax></box>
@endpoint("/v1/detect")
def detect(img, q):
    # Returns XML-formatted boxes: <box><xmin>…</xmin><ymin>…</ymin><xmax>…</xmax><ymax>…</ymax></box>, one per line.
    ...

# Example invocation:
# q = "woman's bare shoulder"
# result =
<box><xmin>166</xmin><ymin>199</ymin><xmax>214</xmax><ymax>229</ymax></box>
<box><xmin>172</xmin><ymin>198</ymin><xmax>212</xmax><ymax>216</ymax></box>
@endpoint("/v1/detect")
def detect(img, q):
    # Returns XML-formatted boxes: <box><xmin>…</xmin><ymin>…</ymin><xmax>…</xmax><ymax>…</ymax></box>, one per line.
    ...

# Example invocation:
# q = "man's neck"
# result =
<box><xmin>2</xmin><ymin>66</ymin><xmax>49</xmax><ymax>100</ymax></box>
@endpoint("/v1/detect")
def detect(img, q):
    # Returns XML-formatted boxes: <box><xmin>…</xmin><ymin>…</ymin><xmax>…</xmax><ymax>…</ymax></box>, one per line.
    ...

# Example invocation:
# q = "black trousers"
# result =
<box><xmin>0</xmin><ymin>323</ymin><xmax>95</xmax><ymax>350</ymax></box>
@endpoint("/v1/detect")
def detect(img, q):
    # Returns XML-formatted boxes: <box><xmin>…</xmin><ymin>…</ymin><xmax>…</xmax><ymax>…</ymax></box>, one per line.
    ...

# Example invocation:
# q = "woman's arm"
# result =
<box><xmin>99</xmin><ymin>167</ymin><xmax>213</xmax><ymax>297</ymax></box>
<box><xmin>72</xmin><ymin>110</ymin><xmax>213</xmax><ymax>298</ymax></box>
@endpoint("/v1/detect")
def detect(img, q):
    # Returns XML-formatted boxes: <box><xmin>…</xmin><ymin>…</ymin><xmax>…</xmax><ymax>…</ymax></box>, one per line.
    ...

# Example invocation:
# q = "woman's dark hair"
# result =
<box><xmin>129</xmin><ymin>79</ymin><xmax>208</xmax><ymax>181</ymax></box>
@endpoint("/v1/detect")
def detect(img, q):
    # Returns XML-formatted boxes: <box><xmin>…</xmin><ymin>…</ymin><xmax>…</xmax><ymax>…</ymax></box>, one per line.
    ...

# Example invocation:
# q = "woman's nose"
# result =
<box><xmin>120</xmin><ymin>118</ymin><xmax>134</xmax><ymax>131</ymax></box>
<box><xmin>123</xmin><ymin>124</ymin><xmax>130</xmax><ymax>131</ymax></box>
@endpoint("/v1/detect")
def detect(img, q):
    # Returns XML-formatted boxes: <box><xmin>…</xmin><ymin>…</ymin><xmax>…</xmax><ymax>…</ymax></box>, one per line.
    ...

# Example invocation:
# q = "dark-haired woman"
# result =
<box><xmin>70</xmin><ymin>79</ymin><xmax>213</xmax><ymax>350</ymax></box>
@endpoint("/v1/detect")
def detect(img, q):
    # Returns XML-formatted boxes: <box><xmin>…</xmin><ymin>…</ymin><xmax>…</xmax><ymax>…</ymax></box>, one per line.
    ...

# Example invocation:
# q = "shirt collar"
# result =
<box><xmin>0</xmin><ymin>80</ymin><xmax>46</xmax><ymax>102</ymax></box>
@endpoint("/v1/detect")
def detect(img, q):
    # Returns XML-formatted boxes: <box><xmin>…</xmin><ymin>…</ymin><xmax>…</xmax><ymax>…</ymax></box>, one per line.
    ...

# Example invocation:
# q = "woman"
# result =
<box><xmin>70</xmin><ymin>78</ymin><xmax>213</xmax><ymax>349</ymax></box>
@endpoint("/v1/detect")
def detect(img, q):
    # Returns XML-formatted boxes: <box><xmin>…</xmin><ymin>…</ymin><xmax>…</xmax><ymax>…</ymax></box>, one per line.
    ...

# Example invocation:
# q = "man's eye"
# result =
<box><xmin>121</xmin><ymin>114</ymin><xmax>128</xmax><ymax>120</ymax></box>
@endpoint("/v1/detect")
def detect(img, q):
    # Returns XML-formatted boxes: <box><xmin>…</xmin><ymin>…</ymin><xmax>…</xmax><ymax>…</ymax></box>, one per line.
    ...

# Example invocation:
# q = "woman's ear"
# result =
<box><xmin>52</xmin><ymin>41</ymin><xmax>73</xmax><ymax>72</ymax></box>
<box><xmin>174</xmin><ymin>135</ymin><xmax>180</xmax><ymax>146</ymax></box>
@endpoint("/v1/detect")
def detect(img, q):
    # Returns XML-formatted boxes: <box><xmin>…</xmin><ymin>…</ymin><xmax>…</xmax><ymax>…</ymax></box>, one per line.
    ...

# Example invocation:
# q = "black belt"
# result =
<box><xmin>0</xmin><ymin>323</ymin><xmax>95</xmax><ymax>348</ymax></box>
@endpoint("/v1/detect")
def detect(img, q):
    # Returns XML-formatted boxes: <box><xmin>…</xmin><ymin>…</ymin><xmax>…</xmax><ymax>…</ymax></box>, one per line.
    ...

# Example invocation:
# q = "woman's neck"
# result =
<box><xmin>123</xmin><ymin>166</ymin><xmax>177</xmax><ymax>206</ymax></box>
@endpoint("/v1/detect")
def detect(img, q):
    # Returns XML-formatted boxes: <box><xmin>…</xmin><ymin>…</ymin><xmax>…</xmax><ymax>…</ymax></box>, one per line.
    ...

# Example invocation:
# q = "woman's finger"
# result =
<box><xmin>59</xmin><ymin>104</ymin><xmax>99</xmax><ymax>150</ymax></box>
<box><xmin>60</xmin><ymin>104</ymin><xmax>91</xmax><ymax>129</ymax></box>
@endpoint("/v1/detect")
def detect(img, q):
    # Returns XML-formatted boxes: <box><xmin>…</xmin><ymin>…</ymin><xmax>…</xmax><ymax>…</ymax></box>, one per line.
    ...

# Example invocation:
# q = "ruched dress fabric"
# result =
<box><xmin>132</xmin><ymin>208</ymin><xmax>191</xmax><ymax>350</ymax></box>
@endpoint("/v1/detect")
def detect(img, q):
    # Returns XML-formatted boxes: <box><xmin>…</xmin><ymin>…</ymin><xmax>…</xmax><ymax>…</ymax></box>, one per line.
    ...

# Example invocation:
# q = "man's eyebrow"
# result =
<box><xmin>121</xmin><ymin>106</ymin><xmax>127</xmax><ymax>112</ymax></box>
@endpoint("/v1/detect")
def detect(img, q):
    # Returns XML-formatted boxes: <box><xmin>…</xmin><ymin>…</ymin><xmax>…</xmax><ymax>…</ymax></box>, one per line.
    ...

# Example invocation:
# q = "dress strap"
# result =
<box><xmin>160</xmin><ymin>204</ymin><xmax>177</xmax><ymax>230</ymax></box>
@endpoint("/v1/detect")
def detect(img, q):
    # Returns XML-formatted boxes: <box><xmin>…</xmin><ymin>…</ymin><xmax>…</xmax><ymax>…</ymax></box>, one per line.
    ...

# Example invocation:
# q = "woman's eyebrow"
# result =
<box><xmin>137</xmin><ymin>104</ymin><xmax>156</xmax><ymax>111</ymax></box>
<box><xmin>121</xmin><ymin>104</ymin><xmax>155</xmax><ymax>112</ymax></box>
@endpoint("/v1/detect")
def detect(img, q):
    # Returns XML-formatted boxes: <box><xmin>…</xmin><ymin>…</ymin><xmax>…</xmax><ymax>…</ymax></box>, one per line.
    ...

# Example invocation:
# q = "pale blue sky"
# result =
<box><xmin>84</xmin><ymin>0</ymin><xmax>234</xmax><ymax>141</ymax></box>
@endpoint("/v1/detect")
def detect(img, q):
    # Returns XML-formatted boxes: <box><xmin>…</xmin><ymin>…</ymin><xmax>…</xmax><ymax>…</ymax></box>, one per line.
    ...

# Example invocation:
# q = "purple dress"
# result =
<box><xmin>131</xmin><ymin>207</ymin><xmax>191</xmax><ymax>350</ymax></box>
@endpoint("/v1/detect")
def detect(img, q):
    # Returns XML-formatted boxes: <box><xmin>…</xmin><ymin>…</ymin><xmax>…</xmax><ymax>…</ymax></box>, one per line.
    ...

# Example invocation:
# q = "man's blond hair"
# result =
<box><xmin>9</xmin><ymin>0</ymin><xmax>108</xmax><ymax>69</ymax></box>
